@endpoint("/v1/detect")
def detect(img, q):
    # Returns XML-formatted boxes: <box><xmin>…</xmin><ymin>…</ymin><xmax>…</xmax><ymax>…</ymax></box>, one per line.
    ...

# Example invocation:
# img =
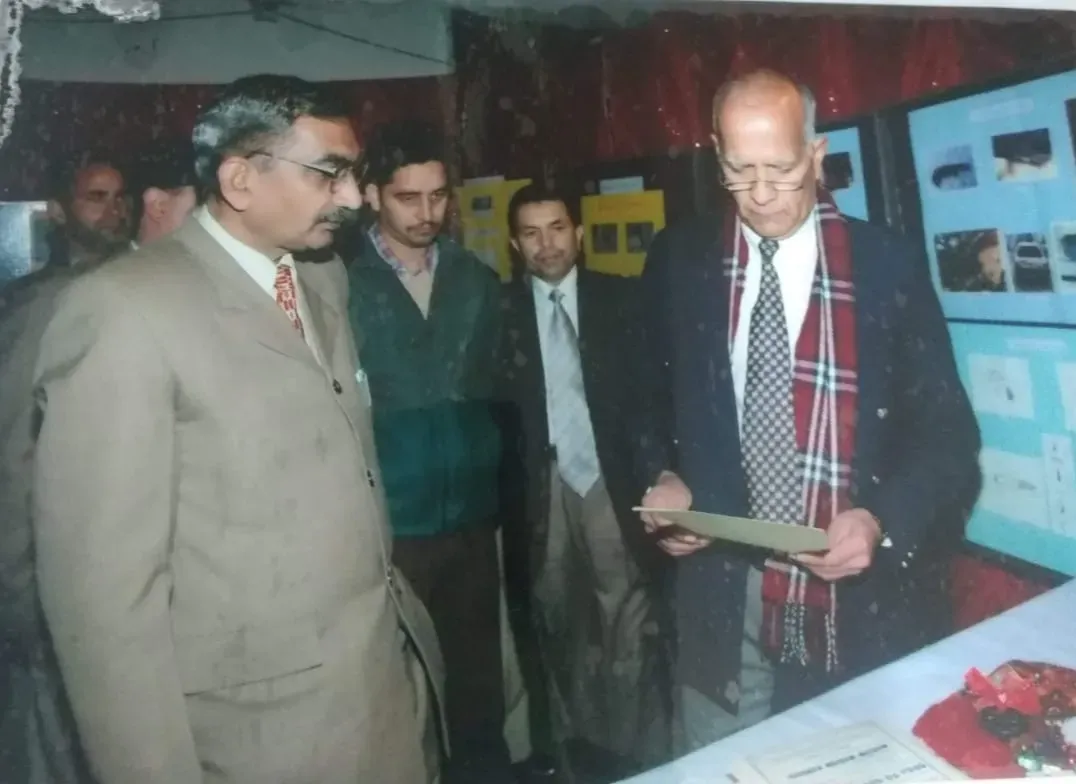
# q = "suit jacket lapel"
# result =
<box><xmin>576</xmin><ymin>268</ymin><xmax>598</xmax><ymax>400</ymax></box>
<box><xmin>849</xmin><ymin>225</ymin><xmax>886</xmax><ymax>488</ymax></box>
<box><xmin>295</xmin><ymin>264</ymin><xmax>339</xmax><ymax>371</ymax></box>
<box><xmin>506</xmin><ymin>278</ymin><xmax>548</xmax><ymax>439</ymax></box>
<box><xmin>691</xmin><ymin>236</ymin><xmax>746</xmax><ymax>470</ymax></box>
<box><xmin>175</xmin><ymin>219</ymin><xmax>320</xmax><ymax>373</ymax></box>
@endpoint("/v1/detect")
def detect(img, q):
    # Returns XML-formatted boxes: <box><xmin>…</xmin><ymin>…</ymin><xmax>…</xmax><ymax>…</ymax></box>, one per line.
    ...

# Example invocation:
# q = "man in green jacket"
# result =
<box><xmin>347</xmin><ymin>120</ymin><xmax>509</xmax><ymax>783</ymax></box>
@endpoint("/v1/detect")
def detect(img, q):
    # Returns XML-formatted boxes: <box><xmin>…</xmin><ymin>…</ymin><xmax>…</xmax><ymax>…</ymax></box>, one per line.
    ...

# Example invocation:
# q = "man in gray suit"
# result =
<box><xmin>30</xmin><ymin>75</ymin><xmax>444</xmax><ymax>784</ymax></box>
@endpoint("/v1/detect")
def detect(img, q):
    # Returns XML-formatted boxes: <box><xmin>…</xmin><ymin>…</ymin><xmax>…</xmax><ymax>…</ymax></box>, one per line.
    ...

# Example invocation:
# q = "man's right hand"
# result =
<box><xmin>639</xmin><ymin>471</ymin><xmax>711</xmax><ymax>557</ymax></box>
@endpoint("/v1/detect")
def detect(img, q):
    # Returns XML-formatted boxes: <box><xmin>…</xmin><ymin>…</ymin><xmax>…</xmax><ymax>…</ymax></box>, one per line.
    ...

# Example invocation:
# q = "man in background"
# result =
<box><xmin>498</xmin><ymin>183</ymin><xmax>672</xmax><ymax>781</ymax></box>
<box><xmin>46</xmin><ymin>151</ymin><xmax>130</xmax><ymax>266</ymax></box>
<box><xmin>348</xmin><ymin>120</ymin><xmax>509</xmax><ymax>783</ymax></box>
<box><xmin>30</xmin><ymin>75</ymin><xmax>443</xmax><ymax>783</ymax></box>
<box><xmin>638</xmin><ymin>69</ymin><xmax>979</xmax><ymax>749</ymax></box>
<box><xmin>131</xmin><ymin>143</ymin><xmax>198</xmax><ymax>249</ymax></box>
<box><xmin>0</xmin><ymin>138</ymin><xmax>199</xmax><ymax>784</ymax></box>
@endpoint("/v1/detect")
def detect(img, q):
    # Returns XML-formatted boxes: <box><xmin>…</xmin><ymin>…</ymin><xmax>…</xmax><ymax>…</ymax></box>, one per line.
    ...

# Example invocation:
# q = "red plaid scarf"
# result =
<box><xmin>723</xmin><ymin>189</ymin><xmax>859</xmax><ymax>672</ymax></box>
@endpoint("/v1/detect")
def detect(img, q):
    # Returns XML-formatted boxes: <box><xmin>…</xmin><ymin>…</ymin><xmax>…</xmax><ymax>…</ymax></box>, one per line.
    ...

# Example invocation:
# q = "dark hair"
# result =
<box><xmin>191</xmin><ymin>74</ymin><xmax>350</xmax><ymax>200</ymax></box>
<box><xmin>358</xmin><ymin>119</ymin><xmax>446</xmax><ymax>190</ymax></box>
<box><xmin>133</xmin><ymin>141</ymin><xmax>197</xmax><ymax>194</ymax></box>
<box><xmin>973</xmin><ymin>230</ymin><xmax>1000</xmax><ymax>255</ymax></box>
<box><xmin>48</xmin><ymin>149</ymin><xmax>127</xmax><ymax>204</ymax></box>
<box><xmin>507</xmin><ymin>181</ymin><xmax>580</xmax><ymax>236</ymax></box>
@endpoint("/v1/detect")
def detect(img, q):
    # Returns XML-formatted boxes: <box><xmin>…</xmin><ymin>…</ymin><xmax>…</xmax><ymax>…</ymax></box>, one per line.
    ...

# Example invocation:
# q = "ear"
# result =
<box><xmin>364</xmin><ymin>184</ymin><xmax>381</xmax><ymax>212</ymax></box>
<box><xmin>509</xmin><ymin>237</ymin><xmax>520</xmax><ymax>254</ymax></box>
<box><xmin>574</xmin><ymin>224</ymin><xmax>584</xmax><ymax>247</ymax></box>
<box><xmin>46</xmin><ymin>199</ymin><xmax>66</xmax><ymax>225</ymax></box>
<box><xmin>217</xmin><ymin>156</ymin><xmax>255</xmax><ymax>211</ymax></box>
<box><xmin>811</xmin><ymin>136</ymin><xmax>829</xmax><ymax>184</ymax></box>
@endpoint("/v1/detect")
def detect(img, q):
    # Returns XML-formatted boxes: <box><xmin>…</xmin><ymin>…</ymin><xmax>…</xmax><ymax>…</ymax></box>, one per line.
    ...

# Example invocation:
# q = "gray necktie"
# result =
<box><xmin>741</xmin><ymin>238</ymin><xmax>802</xmax><ymax>525</ymax></box>
<box><xmin>546</xmin><ymin>289</ymin><xmax>601</xmax><ymax>496</ymax></box>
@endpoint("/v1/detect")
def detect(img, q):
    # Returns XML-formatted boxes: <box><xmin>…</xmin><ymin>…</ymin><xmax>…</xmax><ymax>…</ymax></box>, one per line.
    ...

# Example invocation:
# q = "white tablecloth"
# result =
<box><xmin>626</xmin><ymin>579</ymin><xmax>1076</xmax><ymax>783</ymax></box>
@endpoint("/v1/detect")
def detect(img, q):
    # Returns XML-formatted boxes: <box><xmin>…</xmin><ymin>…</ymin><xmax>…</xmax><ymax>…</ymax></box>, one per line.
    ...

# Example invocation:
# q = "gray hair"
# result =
<box><xmin>191</xmin><ymin>74</ymin><xmax>349</xmax><ymax>202</ymax></box>
<box><xmin>711</xmin><ymin>71</ymin><xmax>817</xmax><ymax>144</ymax></box>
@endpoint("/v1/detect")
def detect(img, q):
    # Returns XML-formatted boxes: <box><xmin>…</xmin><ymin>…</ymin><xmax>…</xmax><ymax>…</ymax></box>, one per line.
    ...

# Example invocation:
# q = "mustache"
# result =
<box><xmin>317</xmin><ymin>208</ymin><xmax>359</xmax><ymax>226</ymax></box>
<box><xmin>536</xmin><ymin>251</ymin><xmax>569</xmax><ymax>263</ymax></box>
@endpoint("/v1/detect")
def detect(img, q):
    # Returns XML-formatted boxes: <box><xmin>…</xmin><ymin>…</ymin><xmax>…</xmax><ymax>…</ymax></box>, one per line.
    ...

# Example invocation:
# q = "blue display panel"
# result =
<box><xmin>949</xmin><ymin>321</ymin><xmax>1076</xmax><ymax>576</ymax></box>
<box><xmin>908</xmin><ymin>69</ymin><xmax>1076</xmax><ymax>325</ymax></box>
<box><xmin>821</xmin><ymin>126</ymin><xmax>869</xmax><ymax>222</ymax></box>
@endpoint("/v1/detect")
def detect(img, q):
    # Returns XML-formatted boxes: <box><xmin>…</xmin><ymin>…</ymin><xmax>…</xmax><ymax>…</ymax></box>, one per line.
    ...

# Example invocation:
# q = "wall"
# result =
<box><xmin>20</xmin><ymin>0</ymin><xmax>453</xmax><ymax>84</ymax></box>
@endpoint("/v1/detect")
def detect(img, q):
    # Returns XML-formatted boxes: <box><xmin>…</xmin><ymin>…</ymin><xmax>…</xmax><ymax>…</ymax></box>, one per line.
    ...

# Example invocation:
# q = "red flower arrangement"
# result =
<box><xmin>913</xmin><ymin>661</ymin><xmax>1076</xmax><ymax>779</ymax></box>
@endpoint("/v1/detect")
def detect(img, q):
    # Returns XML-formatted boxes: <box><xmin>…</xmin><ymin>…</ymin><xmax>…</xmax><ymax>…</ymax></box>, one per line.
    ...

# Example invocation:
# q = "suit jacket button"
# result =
<box><xmin>332</xmin><ymin>380</ymin><xmax>343</xmax><ymax>394</ymax></box>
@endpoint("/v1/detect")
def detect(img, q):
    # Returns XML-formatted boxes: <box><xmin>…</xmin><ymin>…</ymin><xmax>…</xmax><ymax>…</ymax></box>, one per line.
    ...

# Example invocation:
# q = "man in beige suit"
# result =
<box><xmin>1</xmin><ymin>145</ymin><xmax>202</xmax><ymax>784</ymax></box>
<box><xmin>31</xmin><ymin>75</ymin><xmax>444</xmax><ymax>784</ymax></box>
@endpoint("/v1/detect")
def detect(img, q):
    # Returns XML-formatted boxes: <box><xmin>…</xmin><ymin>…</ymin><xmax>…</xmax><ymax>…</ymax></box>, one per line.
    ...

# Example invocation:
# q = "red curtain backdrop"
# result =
<box><xmin>454</xmin><ymin>9</ymin><xmax>1075</xmax><ymax>177</ymax></box>
<box><xmin>0</xmin><ymin>76</ymin><xmax>450</xmax><ymax>200</ymax></box>
<box><xmin>4</xmin><ymin>11</ymin><xmax>1071</xmax><ymax>193</ymax></box>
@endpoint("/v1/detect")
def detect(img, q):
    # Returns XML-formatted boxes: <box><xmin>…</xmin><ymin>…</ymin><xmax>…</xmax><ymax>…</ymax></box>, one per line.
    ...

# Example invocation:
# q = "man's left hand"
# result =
<box><xmin>792</xmin><ymin>508</ymin><xmax>882</xmax><ymax>582</ymax></box>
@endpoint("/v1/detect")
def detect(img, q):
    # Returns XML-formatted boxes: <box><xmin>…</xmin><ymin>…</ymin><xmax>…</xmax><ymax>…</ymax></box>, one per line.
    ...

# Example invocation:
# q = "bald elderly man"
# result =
<box><xmin>634</xmin><ymin>69</ymin><xmax>980</xmax><ymax>750</ymax></box>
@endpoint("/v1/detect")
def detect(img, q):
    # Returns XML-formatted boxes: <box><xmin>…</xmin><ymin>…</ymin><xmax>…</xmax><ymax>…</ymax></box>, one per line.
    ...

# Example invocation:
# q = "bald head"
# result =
<box><xmin>712</xmin><ymin>70</ymin><xmax>816</xmax><ymax>148</ymax></box>
<box><xmin>710</xmin><ymin>69</ymin><xmax>825</xmax><ymax>240</ymax></box>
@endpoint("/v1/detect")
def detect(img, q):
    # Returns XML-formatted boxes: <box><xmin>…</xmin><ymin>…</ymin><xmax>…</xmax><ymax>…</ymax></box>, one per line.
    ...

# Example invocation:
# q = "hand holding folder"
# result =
<box><xmin>632</xmin><ymin>507</ymin><xmax>829</xmax><ymax>554</ymax></box>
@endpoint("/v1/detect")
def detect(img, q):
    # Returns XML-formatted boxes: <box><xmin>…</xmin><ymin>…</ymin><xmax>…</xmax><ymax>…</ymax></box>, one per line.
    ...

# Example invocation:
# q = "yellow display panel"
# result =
<box><xmin>581</xmin><ymin>190</ymin><xmax>666</xmax><ymax>277</ymax></box>
<box><xmin>457</xmin><ymin>178</ymin><xmax>532</xmax><ymax>282</ymax></box>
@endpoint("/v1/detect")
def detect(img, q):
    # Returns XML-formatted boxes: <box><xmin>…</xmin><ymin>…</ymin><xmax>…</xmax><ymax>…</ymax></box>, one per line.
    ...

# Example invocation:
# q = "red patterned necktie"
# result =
<box><xmin>274</xmin><ymin>262</ymin><xmax>305</xmax><ymax>338</ymax></box>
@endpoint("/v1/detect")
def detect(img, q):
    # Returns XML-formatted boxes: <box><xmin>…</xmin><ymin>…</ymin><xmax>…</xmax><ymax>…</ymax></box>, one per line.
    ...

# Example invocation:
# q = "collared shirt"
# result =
<box><xmin>531</xmin><ymin>265</ymin><xmax>585</xmax><ymax>429</ymax></box>
<box><xmin>730</xmin><ymin>212</ymin><xmax>818</xmax><ymax>424</ymax></box>
<box><xmin>369</xmin><ymin>226</ymin><xmax>439</xmax><ymax>317</ymax></box>
<box><xmin>195</xmin><ymin>207</ymin><xmax>319</xmax><ymax>359</ymax></box>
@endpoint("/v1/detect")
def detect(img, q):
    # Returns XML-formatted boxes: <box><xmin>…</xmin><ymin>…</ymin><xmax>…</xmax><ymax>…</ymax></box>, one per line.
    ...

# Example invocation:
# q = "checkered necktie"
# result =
<box><xmin>274</xmin><ymin>262</ymin><xmax>305</xmax><ymax>338</ymax></box>
<box><xmin>741</xmin><ymin>239</ymin><xmax>802</xmax><ymax>524</ymax></box>
<box><xmin>546</xmin><ymin>289</ymin><xmax>600</xmax><ymax>496</ymax></box>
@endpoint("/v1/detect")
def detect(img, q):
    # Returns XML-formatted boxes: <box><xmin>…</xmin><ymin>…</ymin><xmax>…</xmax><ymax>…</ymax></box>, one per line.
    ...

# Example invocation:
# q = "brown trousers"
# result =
<box><xmin>533</xmin><ymin>470</ymin><xmax>670</xmax><ymax>766</ymax></box>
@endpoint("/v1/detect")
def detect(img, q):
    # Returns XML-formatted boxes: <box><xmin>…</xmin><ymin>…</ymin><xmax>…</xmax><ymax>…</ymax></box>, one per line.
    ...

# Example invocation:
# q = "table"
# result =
<box><xmin>625</xmin><ymin>579</ymin><xmax>1076</xmax><ymax>783</ymax></box>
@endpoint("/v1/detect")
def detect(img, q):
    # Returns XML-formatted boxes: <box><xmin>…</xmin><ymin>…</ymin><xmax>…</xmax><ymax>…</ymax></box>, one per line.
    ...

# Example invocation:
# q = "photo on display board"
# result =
<box><xmin>1005</xmin><ymin>232</ymin><xmax>1054</xmax><ymax>292</ymax></box>
<box><xmin>934</xmin><ymin>228</ymin><xmax>1008</xmax><ymax>293</ymax></box>
<box><xmin>929</xmin><ymin>144</ymin><xmax>978</xmax><ymax>191</ymax></box>
<box><xmin>626</xmin><ymin>221</ymin><xmax>654</xmax><ymax>253</ymax></box>
<box><xmin>822</xmin><ymin>152</ymin><xmax>854</xmax><ymax>192</ymax></box>
<box><xmin>591</xmin><ymin>223</ymin><xmax>618</xmax><ymax>254</ymax></box>
<box><xmin>470</xmin><ymin>195</ymin><xmax>494</xmax><ymax>215</ymax></box>
<box><xmin>1050</xmin><ymin>220</ymin><xmax>1076</xmax><ymax>292</ymax></box>
<box><xmin>992</xmin><ymin>128</ymin><xmax>1057</xmax><ymax>182</ymax></box>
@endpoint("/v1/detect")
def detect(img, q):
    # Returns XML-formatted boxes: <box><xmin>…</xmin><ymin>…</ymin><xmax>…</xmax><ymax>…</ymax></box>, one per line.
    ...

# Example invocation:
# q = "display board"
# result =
<box><xmin>906</xmin><ymin>68</ymin><xmax>1076</xmax><ymax>325</ymax></box>
<box><xmin>949</xmin><ymin>321</ymin><xmax>1076</xmax><ymax>576</ymax></box>
<box><xmin>821</xmin><ymin>126</ymin><xmax>869</xmax><ymax>222</ymax></box>
<box><xmin>0</xmin><ymin>201</ymin><xmax>49</xmax><ymax>285</ymax></box>
<box><xmin>581</xmin><ymin>190</ymin><xmax>666</xmax><ymax>277</ymax></box>
<box><xmin>458</xmin><ymin>177</ymin><xmax>532</xmax><ymax>282</ymax></box>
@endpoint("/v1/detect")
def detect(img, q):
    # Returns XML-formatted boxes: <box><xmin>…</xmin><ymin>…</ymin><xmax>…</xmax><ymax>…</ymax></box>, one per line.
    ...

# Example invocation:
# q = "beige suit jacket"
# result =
<box><xmin>31</xmin><ymin>219</ymin><xmax>445</xmax><ymax>784</ymax></box>
<box><xmin>0</xmin><ymin>265</ymin><xmax>95</xmax><ymax>784</ymax></box>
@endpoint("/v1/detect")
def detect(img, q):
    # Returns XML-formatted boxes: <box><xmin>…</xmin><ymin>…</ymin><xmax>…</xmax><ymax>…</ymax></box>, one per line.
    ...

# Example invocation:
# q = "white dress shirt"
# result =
<box><xmin>195</xmin><ymin>207</ymin><xmax>322</xmax><ymax>362</ymax></box>
<box><xmin>730</xmin><ymin>214</ymin><xmax>819</xmax><ymax>427</ymax></box>
<box><xmin>531</xmin><ymin>265</ymin><xmax>587</xmax><ymax>430</ymax></box>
